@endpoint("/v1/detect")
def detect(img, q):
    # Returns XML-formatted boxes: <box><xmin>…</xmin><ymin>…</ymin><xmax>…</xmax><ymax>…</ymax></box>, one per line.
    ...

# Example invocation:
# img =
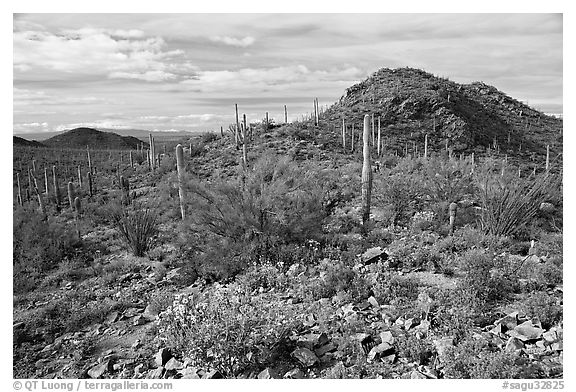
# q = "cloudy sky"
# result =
<box><xmin>13</xmin><ymin>13</ymin><xmax>563</xmax><ymax>136</ymax></box>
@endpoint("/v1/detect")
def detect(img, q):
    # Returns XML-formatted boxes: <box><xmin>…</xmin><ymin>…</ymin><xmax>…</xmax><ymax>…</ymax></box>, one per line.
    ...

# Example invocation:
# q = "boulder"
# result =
<box><xmin>87</xmin><ymin>360</ymin><xmax>113</xmax><ymax>379</ymax></box>
<box><xmin>514</xmin><ymin>320</ymin><xmax>544</xmax><ymax>341</ymax></box>
<box><xmin>361</xmin><ymin>247</ymin><xmax>388</xmax><ymax>265</ymax></box>
<box><xmin>292</xmin><ymin>347</ymin><xmax>319</xmax><ymax>367</ymax></box>
<box><xmin>154</xmin><ymin>348</ymin><xmax>172</xmax><ymax>367</ymax></box>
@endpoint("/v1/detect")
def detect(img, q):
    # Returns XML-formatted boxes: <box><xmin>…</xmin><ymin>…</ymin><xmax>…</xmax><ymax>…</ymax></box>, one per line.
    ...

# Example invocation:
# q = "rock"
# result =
<box><xmin>412</xmin><ymin>320</ymin><xmax>430</xmax><ymax>336</ymax></box>
<box><xmin>410</xmin><ymin>370</ymin><xmax>427</xmax><ymax>379</ymax></box>
<box><xmin>433</xmin><ymin>337</ymin><xmax>454</xmax><ymax>363</ymax></box>
<box><xmin>105</xmin><ymin>311</ymin><xmax>119</xmax><ymax>325</ymax></box>
<box><xmin>133</xmin><ymin>363</ymin><xmax>146</xmax><ymax>374</ymax></box>
<box><xmin>543</xmin><ymin>330</ymin><xmax>559</xmax><ymax>343</ymax></box>
<box><xmin>283</xmin><ymin>368</ymin><xmax>305</xmax><ymax>379</ymax></box>
<box><xmin>297</xmin><ymin>334</ymin><xmax>319</xmax><ymax>350</ymax></box>
<box><xmin>367</xmin><ymin>342</ymin><xmax>394</xmax><ymax>361</ymax></box>
<box><xmin>133</xmin><ymin>315</ymin><xmax>147</xmax><ymax>326</ymax></box>
<box><xmin>404</xmin><ymin>317</ymin><xmax>421</xmax><ymax>330</ymax></box>
<box><xmin>155</xmin><ymin>348</ymin><xmax>172</xmax><ymax>367</ymax></box>
<box><xmin>257</xmin><ymin>368</ymin><xmax>277</xmax><ymax>379</ymax></box>
<box><xmin>356</xmin><ymin>300</ymin><xmax>372</xmax><ymax>311</ymax></box>
<box><xmin>147</xmin><ymin>367</ymin><xmax>164</xmax><ymax>379</ymax></box>
<box><xmin>505</xmin><ymin>337</ymin><xmax>525</xmax><ymax>353</ymax></box>
<box><xmin>142</xmin><ymin>304</ymin><xmax>159</xmax><ymax>320</ymax></box>
<box><xmin>380</xmin><ymin>331</ymin><xmax>395</xmax><ymax>345</ymax></box>
<box><xmin>317</xmin><ymin>332</ymin><xmax>330</xmax><ymax>347</ymax></box>
<box><xmin>315</xmin><ymin>342</ymin><xmax>338</xmax><ymax>357</ymax></box>
<box><xmin>179</xmin><ymin>367</ymin><xmax>200</xmax><ymax>379</ymax></box>
<box><xmin>514</xmin><ymin>320</ymin><xmax>544</xmax><ymax>341</ymax></box>
<box><xmin>292</xmin><ymin>347</ymin><xmax>319</xmax><ymax>367</ymax></box>
<box><xmin>87</xmin><ymin>360</ymin><xmax>112</xmax><ymax>379</ymax></box>
<box><xmin>540</xmin><ymin>202</ymin><xmax>555</xmax><ymax>213</ymax></box>
<box><xmin>203</xmin><ymin>370</ymin><xmax>223</xmax><ymax>379</ymax></box>
<box><xmin>361</xmin><ymin>247</ymin><xmax>388</xmax><ymax>265</ymax></box>
<box><xmin>164</xmin><ymin>358</ymin><xmax>184</xmax><ymax>371</ymax></box>
<box><xmin>495</xmin><ymin>311</ymin><xmax>520</xmax><ymax>330</ymax></box>
<box><xmin>131</xmin><ymin>339</ymin><xmax>142</xmax><ymax>349</ymax></box>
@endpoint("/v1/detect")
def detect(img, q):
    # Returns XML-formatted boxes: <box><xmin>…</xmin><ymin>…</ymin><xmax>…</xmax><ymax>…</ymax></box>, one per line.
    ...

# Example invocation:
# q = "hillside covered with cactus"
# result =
<box><xmin>13</xmin><ymin>67</ymin><xmax>563</xmax><ymax>381</ymax></box>
<box><xmin>318</xmin><ymin>68</ymin><xmax>562</xmax><ymax>168</ymax></box>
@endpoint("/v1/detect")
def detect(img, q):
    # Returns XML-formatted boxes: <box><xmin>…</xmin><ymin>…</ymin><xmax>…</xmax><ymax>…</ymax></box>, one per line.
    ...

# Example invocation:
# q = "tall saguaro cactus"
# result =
<box><xmin>67</xmin><ymin>182</ymin><xmax>75</xmax><ymax>210</ymax></box>
<box><xmin>175</xmin><ymin>144</ymin><xmax>186</xmax><ymax>220</ymax></box>
<box><xmin>87</xmin><ymin>171</ymin><xmax>93</xmax><ymax>197</ymax></box>
<box><xmin>449</xmin><ymin>202</ymin><xmax>458</xmax><ymax>234</ymax></box>
<box><xmin>361</xmin><ymin>115</ymin><xmax>372</xmax><ymax>226</ymax></box>
<box><xmin>424</xmin><ymin>134</ymin><xmax>429</xmax><ymax>158</ymax></box>
<box><xmin>235</xmin><ymin>104</ymin><xmax>241</xmax><ymax>147</ymax></box>
<box><xmin>44</xmin><ymin>167</ymin><xmax>49</xmax><ymax>195</ymax></box>
<box><xmin>52</xmin><ymin>166</ymin><xmax>61</xmax><ymax>209</ymax></box>
<box><xmin>86</xmin><ymin>146</ymin><xmax>92</xmax><ymax>174</ymax></box>
<box><xmin>341</xmin><ymin>119</ymin><xmax>346</xmax><ymax>149</ymax></box>
<box><xmin>16</xmin><ymin>173</ymin><xmax>23</xmax><ymax>206</ymax></box>
<box><xmin>545</xmin><ymin>145</ymin><xmax>550</xmax><ymax>173</ymax></box>
<box><xmin>377</xmin><ymin>117</ymin><xmax>381</xmax><ymax>157</ymax></box>
<box><xmin>284</xmin><ymin>105</ymin><xmax>288</xmax><ymax>123</ymax></box>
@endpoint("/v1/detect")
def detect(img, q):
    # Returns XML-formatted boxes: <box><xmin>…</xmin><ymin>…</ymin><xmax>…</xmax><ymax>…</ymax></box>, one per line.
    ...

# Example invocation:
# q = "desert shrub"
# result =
<box><xmin>428</xmin><ymin>286</ymin><xmax>481</xmax><ymax>344</ymax></box>
<box><xmin>157</xmin><ymin>285</ymin><xmax>300</xmax><ymax>377</ymax></box>
<box><xmin>235</xmin><ymin>263</ymin><xmax>288</xmax><ymax>293</ymax></box>
<box><xmin>373</xmin><ymin>273</ymin><xmax>420</xmax><ymax>308</ymax></box>
<box><xmin>442</xmin><ymin>338</ymin><xmax>533</xmax><ymax>378</ymax></box>
<box><xmin>200</xmin><ymin>131</ymin><xmax>218</xmax><ymax>143</ymax></box>
<box><xmin>13</xmin><ymin>209</ymin><xmax>79</xmax><ymax>293</ymax></box>
<box><xmin>147</xmin><ymin>290</ymin><xmax>176</xmax><ymax>316</ymax></box>
<box><xmin>374</xmin><ymin>171</ymin><xmax>425</xmax><ymax>226</ymax></box>
<box><xmin>184</xmin><ymin>153</ymin><xmax>345</xmax><ymax>262</ymax></box>
<box><xmin>396</xmin><ymin>334</ymin><xmax>435</xmax><ymax>365</ymax></box>
<box><xmin>475</xmin><ymin>170</ymin><xmax>560</xmax><ymax>238</ymax></box>
<box><xmin>458</xmin><ymin>249</ymin><xmax>517</xmax><ymax>303</ymax></box>
<box><xmin>108</xmin><ymin>204</ymin><xmax>159</xmax><ymax>257</ymax></box>
<box><xmin>516</xmin><ymin>291</ymin><xmax>562</xmax><ymax>330</ymax></box>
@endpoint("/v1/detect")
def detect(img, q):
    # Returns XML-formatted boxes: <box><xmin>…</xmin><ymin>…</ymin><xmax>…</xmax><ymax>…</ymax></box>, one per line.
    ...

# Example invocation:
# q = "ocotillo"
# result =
<box><xmin>449</xmin><ymin>202</ymin><xmax>458</xmax><ymax>234</ymax></box>
<box><xmin>361</xmin><ymin>115</ymin><xmax>372</xmax><ymax>226</ymax></box>
<box><xmin>67</xmin><ymin>181</ymin><xmax>75</xmax><ymax>210</ymax></box>
<box><xmin>175</xmin><ymin>144</ymin><xmax>186</xmax><ymax>220</ymax></box>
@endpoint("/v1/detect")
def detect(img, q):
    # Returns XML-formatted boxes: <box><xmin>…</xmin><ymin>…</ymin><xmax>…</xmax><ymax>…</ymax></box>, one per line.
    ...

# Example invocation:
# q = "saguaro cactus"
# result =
<box><xmin>350</xmin><ymin>124</ymin><xmax>354</xmax><ymax>152</ymax></box>
<box><xmin>16</xmin><ymin>173</ymin><xmax>23</xmax><ymax>206</ymax></box>
<box><xmin>284</xmin><ymin>105</ymin><xmax>288</xmax><ymax>123</ymax></box>
<box><xmin>424</xmin><ymin>134</ymin><xmax>429</xmax><ymax>158</ymax></box>
<box><xmin>341</xmin><ymin>119</ymin><xmax>346</xmax><ymax>149</ymax></box>
<box><xmin>545</xmin><ymin>145</ymin><xmax>550</xmax><ymax>173</ymax></box>
<box><xmin>241</xmin><ymin>124</ymin><xmax>248</xmax><ymax>171</ymax></box>
<box><xmin>175</xmin><ymin>144</ymin><xmax>186</xmax><ymax>220</ymax></box>
<box><xmin>44</xmin><ymin>167</ymin><xmax>49</xmax><ymax>194</ymax></box>
<box><xmin>74</xmin><ymin>196</ymin><xmax>82</xmax><ymax>240</ymax></box>
<box><xmin>449</xmin><ymin>202</ymin><xmax>458</xmax><ymax>234</ymax></box>
<box><xmin>130</xmin><ymin>151</ymin><xmax>134</xmax><ymax>168</ymax></box>
<box><xmin>86</xmin><ymin>146</ymin><xmax>92</xmax><ymax>174</ymax></box>
<box><xmin>67</xmin><ymin>181</ymin><xmax>75</xmax><ymax>210</ymax></box>
<box><xmin>52</xmin><ymin>166</ymin><xmax>61</xmax><ymax>209</ymax></box>
<box><xmin>235</xmin><ymin>104</ymin><xmax>241</xmax><ymax>147</ymax></box>
<box><xmin>77</xmin><ymin>165</ymin><xmax>82</xmax><ymax>188</ymax></box>
<box><xmin>361</xmin><ymin>115</ymin><xmax>372</xmax><ymax>226</ymax></box>
<box><xmin>377</xmin><ymin>117</ymin><xmax>381</xmax><ymax>157</ymax></box>
<box><xmin>87</xmin><ymin>171</ymin><xmax>93</xmax><ymax>197</ymax></box>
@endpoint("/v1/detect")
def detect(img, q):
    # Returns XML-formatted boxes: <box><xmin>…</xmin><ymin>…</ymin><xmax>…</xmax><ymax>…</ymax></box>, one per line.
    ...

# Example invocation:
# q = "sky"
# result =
<box><xmin>13</xmin><ymin>13</ymin><xmax>563</xmax><ymax>135</ymax></box>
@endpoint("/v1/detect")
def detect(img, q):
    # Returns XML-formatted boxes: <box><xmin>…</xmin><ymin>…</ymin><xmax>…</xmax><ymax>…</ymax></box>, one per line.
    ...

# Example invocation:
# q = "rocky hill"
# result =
<box><xmin>318</xmin><ymin>67</ymin><xmax>562</xmax><ymax>167</ymax></box>
<box><xmin>13</xmin><ymin>136</ymin><xmax>45</xmax><ymax>148</ymax></box>
<box><xmin>42</xmin><ymin>127</ymin><xmax>146</xmax><ymax>150</ymax></box>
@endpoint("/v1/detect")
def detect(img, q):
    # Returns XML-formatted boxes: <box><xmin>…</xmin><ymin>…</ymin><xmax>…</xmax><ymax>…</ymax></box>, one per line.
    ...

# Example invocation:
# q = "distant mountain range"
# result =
<box><xmin>13</xmin><ymin>128</ymin><xmax>196</xmax><ymax>142</ymax></box>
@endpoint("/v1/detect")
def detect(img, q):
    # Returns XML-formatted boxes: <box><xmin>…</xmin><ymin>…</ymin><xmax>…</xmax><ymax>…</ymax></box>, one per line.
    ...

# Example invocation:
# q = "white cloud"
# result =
<box><xmin>14</xmin><ymin>27</ymin><xmax>194</xmax><ymax>82</ymax></box>
<box><xmin>180</xmin><ymin>65</ymin><xmax>365</xmax><ymax>93</ymax></box>
<box><xmin>210</xmin><ymin>35</ymin><xmax>255</xmax><ymax>47</ymax></box>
